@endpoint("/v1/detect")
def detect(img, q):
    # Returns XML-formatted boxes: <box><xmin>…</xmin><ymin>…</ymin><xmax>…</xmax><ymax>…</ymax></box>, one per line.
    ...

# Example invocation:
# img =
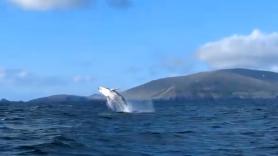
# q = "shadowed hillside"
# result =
<box><xmin>124</xmin><ymin>68</ymin><xmax>278</xmax><ymax>100</ymax></box>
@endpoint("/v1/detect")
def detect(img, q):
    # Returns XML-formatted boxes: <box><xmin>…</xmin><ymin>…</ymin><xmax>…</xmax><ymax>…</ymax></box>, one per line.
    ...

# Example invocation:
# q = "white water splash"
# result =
<box><xmin>98</xmin><ymin>86</ymin><xmax>155</xmax><ymax>113</ymax></box>
<box><xmin>107</xmin><ymin>98</ymin><xmax>155</xmax><ymax>113</ymax></box>
<box><xmin>106</xmin><ymin>94</ymin><xmax>131</xmax><ymax>112</ymax></box>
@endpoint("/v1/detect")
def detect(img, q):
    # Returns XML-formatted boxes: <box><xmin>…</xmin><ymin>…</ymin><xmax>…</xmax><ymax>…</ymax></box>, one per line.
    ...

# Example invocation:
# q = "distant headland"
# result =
<box><xmin>2</xmin><ymin>68</ymin><xmax>278</xmax><ymax>104</ymax></box>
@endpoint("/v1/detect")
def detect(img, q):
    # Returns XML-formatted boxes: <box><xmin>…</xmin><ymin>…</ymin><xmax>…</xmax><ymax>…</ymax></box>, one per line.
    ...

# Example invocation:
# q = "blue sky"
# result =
<box><xmin>1</xmin><ymin>0</ymin><xmax>278</xmax><ymax>100</ymax></box>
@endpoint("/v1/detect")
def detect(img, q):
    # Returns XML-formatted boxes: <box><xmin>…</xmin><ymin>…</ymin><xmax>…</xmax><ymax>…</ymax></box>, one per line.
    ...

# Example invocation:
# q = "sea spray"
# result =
<box><xmin>98</xmin><ymin>86</ymin><xmax>154</xmax><ymax>113</ymax></box>
<box><xmin>106</xmin><ymin>98</ymin><xmax>155</xmax><ymax>113</ymax></box>
<box><xmin>126</xmin><ymin>100</ymin><xmax>155</xmax><ymax>113</ymax></box>
<box><xmin>105</xmin><ymin>94</ymin><xmax>131</xmax><ymax>112</ymax></box>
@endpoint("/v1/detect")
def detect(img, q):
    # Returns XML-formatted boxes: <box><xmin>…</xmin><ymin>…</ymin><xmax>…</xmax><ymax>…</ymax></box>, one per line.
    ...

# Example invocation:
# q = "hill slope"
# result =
<box><xmin>29</xmin><ymin>94</ymin><xmax>90</xmax><ymax>103</ymax></box>
<box><xmin>124</xmin><ymin>68</ymin><xmax>278</xmax><ymax>100</ymax></box>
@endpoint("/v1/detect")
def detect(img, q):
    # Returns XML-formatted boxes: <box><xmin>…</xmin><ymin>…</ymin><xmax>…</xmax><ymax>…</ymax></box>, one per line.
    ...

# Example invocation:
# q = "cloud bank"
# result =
<box><xmin>197</xmin><ymin>29</ymin><xmax>278</xmax><ymax>71</ymax></box>
<box><xmin>9</xmin><ymin>0</ymin><xmax>90</xmax><ymax>11</ymax></box>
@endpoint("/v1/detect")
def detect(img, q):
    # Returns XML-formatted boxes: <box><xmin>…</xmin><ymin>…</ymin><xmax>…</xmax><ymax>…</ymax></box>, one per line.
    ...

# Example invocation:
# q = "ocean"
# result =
<box><xmin>0</xmin><ymin>101</ymin><xmax>277</xmax><ymax>156</ymax></box>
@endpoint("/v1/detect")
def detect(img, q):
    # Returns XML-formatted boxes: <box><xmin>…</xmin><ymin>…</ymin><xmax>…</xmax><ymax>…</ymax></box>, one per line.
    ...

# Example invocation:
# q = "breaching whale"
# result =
<box><xmin>98</xmin><ymin>86</ymin><xmax>130</xmax><ymax>112</ymax></box>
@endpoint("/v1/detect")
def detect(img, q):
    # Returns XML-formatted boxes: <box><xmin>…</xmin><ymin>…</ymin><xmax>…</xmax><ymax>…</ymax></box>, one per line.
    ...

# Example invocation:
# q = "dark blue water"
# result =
<box><xmin>0</xmin><ymin>102</ymin><xmax>277</xmax><ymax>156</ymax></box>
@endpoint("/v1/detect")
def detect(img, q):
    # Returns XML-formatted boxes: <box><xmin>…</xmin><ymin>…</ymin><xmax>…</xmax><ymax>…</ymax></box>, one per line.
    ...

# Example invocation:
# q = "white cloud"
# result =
<box><xmin>0</xmin><ymin>68</ymin><xmax>29</xmax><ymax>81</ymax></box>
<box><xmin>106</xmin><ymin>0</ymin><xmax>131</xmax><ymax>9</ymax></box>
<box><xmin>17</xmin><ymin>70</ymin><xmax>29</xmax><ymax>78</ymax></box>
<box><xmin>0</xmin><ymin>68</ymin><xmax>6</xmax><ymax>79</ymax></box>
<box><xmin>0</xmin><ymin>67</ymin><xmax>66</xmax><ymax>86</ymax></box>
<box><xmin>73</xmin><ymin>75</ymin><xmax>95</xmax><ymax>83</ymax></box>
<box><xmin>8</xmin><ymin>0</ymin><xmax>133</xmax><ymax>11</ymax></box>
<box><xmin>9</xmin><ymin>0</ymin><xmax>90</xmax><ymax>11</ymax></box>
<box><xmin>197</xmin><ymin>29</ymin><xmax>278</xmax><ymax>71</ymax></box>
